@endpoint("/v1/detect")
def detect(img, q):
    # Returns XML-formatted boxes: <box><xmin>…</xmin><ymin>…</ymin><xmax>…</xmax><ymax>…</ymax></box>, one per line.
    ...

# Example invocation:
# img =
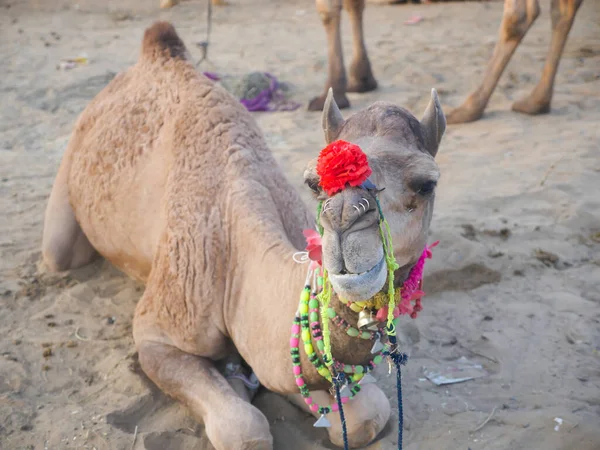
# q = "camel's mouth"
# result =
<box><xmin>328</xmin><ymin>257</ymin><xmax>387</xmax><ymax>302</ymax></box>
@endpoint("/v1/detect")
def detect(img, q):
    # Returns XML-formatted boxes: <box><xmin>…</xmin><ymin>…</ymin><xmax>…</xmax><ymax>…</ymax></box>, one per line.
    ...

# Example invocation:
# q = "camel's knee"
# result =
<box><xmin>205</xmin><ymin>399</ymin><xmax>273</xmax><ymax>450</ymax></box>
<box><xmin>550</xmin><ymin>0</ymin><xmax>583</xmax><ymax>29</ymax></box>
<box><xmin>501</xmin><ymin>0</ymin><xmax>540</xmax><ymax>41</ymax></box>
<box><xmin>328</xmin><ymin>384</ymin><xmax>391</xmax><ymax>448</ymax></box>
<box><xmin>316</xmin><ymin>0</ymin><xmax>342</xmax><ymax>25</ymax></box>
<box><xmin>342</xmin><ymin>0</ymin><xmax>365</xmax><ymax>14</ymax></box>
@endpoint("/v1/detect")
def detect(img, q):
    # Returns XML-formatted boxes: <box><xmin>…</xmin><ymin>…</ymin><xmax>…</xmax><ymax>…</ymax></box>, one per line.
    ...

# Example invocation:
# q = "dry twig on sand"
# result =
<box><xmin>131</xmin><ymin>425</ymin><xmax>138</xmax><ymax>449</ymax></box>
<box><xmin>471</xmin><ymin>406</ymin><xmax>497</xmax><ymax>433</ymax></box>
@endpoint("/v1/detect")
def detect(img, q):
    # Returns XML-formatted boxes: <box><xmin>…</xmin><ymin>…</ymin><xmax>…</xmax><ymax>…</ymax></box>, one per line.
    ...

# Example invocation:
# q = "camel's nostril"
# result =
<box><xmin>340</xmin><ymin>268</ymin><xmax>348</xmax><ymax>275</ymax></box>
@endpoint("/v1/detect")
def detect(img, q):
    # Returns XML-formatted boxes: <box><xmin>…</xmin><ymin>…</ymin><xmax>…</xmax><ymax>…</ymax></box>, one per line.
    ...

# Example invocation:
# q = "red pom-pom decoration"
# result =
<box><xmin>316</xmin><ymin>140</ymin><xmax>372</xmax><ymax>196</ymax></box>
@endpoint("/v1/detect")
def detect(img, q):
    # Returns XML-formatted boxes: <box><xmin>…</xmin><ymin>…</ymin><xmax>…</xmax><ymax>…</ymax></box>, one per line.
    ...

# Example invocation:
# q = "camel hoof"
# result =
<box><xmin>347</xmin><ymin>75</ymin><xmax>378</xmax><ymax>94</ymax></box>
<box><xmin>445</xmin><ymin>92</ymin><xmax>488</xmax><ymax>124</ymax></box>
<box><xmin>308</xmin><ymin>92</ymin><xmax>350</xmax><ymax>111</ymax></box>
<box><xmin>512</xmin><ymin>96</ymin><xmax>551</xmax><ymax>115</ymax></box>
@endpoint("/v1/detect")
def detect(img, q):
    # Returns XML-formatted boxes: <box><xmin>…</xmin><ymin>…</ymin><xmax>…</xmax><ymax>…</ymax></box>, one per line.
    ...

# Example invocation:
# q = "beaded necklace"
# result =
<box><xmin>290</xmin><ymin>140</ymin><xmax>435</xmax><ymax>449</ymax></box>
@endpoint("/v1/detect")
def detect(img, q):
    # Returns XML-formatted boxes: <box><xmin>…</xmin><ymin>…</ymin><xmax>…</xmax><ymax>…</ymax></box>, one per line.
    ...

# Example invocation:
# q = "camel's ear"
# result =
<box><xmin>322</xmin><ymin>88</ymin><xmax>345</xmax><ymax>144</ymax></box>
<box><xmin>419</xmin><ymin>88</ymin><xmax>446</xmax><ymax>158</ymax></box>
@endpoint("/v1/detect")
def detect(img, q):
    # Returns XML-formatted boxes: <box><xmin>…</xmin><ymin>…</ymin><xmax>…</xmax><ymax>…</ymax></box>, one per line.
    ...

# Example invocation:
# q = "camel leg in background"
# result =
<box><xmin>512</xmin><ymin>0</ymin><xmax>584</xmax><ymax>114</ymax></box>
<box><xmin>309</xmin><ymin>0</ymin><xmax>350</xmax><ymax>111</ymax></box>
<box><xmin>446</xmin><ymin>0</ymin><xmax>540</xmax><ymax>124</ymax></box>
<box><xmin>344</xmin><ymin>0</ymin><xmax>378</xmax><ymax>93</ymax></box>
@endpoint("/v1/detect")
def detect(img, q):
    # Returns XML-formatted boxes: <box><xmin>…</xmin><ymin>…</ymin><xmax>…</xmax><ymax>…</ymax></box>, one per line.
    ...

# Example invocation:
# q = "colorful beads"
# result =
<box><xmin>291</xmin><ymin>267</ymin><xmax>394</xmax><ymax>422</ymax></box>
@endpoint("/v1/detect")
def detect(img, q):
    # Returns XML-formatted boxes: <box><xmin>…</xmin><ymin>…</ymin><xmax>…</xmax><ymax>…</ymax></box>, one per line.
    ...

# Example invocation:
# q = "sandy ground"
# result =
<box><xmin>1</xmin><ymin>0</ymin><xmax>600</xmax><ymax>449</ymax></box>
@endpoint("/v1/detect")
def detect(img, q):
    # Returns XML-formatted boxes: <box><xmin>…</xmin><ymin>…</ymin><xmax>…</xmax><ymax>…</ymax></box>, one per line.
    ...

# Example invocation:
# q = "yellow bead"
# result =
<box><xmin>350</xmin><ymin>303</ymin><xmax>362</xmax><ymax>313</ymax></box>
<box><xmin>318</xmin><ymin>367</ymin><xmax>330</xmax><ymax>378</ymax></box>
<box><xmin>301</xmin><ymin>330</ymin><xmax>311</xmax><ymax>342</ymax></box>
<box><xmin>301</xmin><ymin>290</ymin><xmax>310</xmax><ymax>302</ymax></box>
<box><xmin>299</xmin><ymin>303</ymin><xmax>309</xmax><ymax>314</ymax></box>
<box><xmin>304</xmin><ymin>344</ymin><xmax>314</xmax><ymax>355</ymax></box>
<box><xmin>353</xmin><ymin>373</ymin><xmax>364</xmax><ymax>381</ymax></box>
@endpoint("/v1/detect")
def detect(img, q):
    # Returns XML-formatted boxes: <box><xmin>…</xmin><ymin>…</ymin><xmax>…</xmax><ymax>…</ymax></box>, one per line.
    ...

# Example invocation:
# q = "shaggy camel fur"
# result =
<box><xmin>447</xmin><ymin>0</ymin><xmax>585</xmax><ymax>123</ymax></box>
<box><xmin>42</xmin><ymin>22</ymin><xmax>445</xmax><ymax>449</ymax></box>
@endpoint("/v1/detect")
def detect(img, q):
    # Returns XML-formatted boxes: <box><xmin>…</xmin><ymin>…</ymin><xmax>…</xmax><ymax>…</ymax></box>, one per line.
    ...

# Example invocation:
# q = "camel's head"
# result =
<box><xmin>303</xmin><ymin>89</ymin><xmax>445</xmax><ymax>302</ymax></box>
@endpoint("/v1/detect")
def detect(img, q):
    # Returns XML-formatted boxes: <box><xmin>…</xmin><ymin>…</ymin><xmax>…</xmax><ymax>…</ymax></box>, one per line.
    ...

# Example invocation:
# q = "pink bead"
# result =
<box><xmin>310</xmin><ymin>322</ymin><xmax>320</xmax><ymax>328</ymax></box>
<box><xmin>331</xmin><ymin>404</ymin><xmax>339</xmax><ymax>412</ymax></box>
<box><xmin>310</xmin><ymin>403</ymin><xmax>319</xmax><ymax>412</ymax></box>
<box><xmin>341</xmin><ymin>397</ymin><xmax>349</xmax><ymax>404</ymax></box>
<box><xmin>304</xmin><ymin>397</ymin><xmax>313</xmax><ymax>405</ymax></box>
<box><xmin>293</xmin><ymin>366</ymin><xmax>301</xmax><ymax>376</ymax></box>
<box><xmin>292</xmin><ymin>324</ymin><xmax>301</xmax><ymax>334</ymax></box>
<box><xmin>296</xmin><ymin>378</ymin><xmax>305</xmax><ymax>387</ymax></box>
<box><xmin>290</xmin><ymin>338</ymin><xmax>299</xmax><ymax>348</ymax></box>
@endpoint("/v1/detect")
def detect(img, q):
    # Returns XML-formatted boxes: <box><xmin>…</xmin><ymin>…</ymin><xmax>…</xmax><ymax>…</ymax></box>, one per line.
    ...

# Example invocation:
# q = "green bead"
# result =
<box><xmin>317</xmin><ymin>276</ymin><xmax>323</xmax><ymax>286</ymax></box>
<box><xmin>309</xmin><ymin>299</ymin><xmax>319</xmax><ymax>309</ymax></box>
<box><xmin>355</xmin><ymin>365</ymin><xmax>364</xmax><ymax>374</ymax></box>
<box><xmin>317</xmin><ymin>340</ymin><xmax>325</xmax><ymax>351</ymax></box>
<box><xmin>346</xmin><ymin>327</ymin><xmax>359</xmax><ymax>337</ymax></box>
<box><xmin>373</xmin><ymin>355</ymin><xmax>383</xmax><ymax>365</ymax></box>
<box><xmin>327</xmin><ymin>308</ymin><xmax>336</xmax><ymax>319</ymax></box>
<box><xmin>344</xmin><ymin>366</ymin><xmax>353</xmax><ymax>374</ymax></box>
<box><xmin>360</xmin><ymin>331</ymin><xmax>371</xmax><ymax>340</ymax></box>
<box><xmin>309</xmin><ymin>312</ymin><xmax>319</xmax><ymax>322</ymax></box>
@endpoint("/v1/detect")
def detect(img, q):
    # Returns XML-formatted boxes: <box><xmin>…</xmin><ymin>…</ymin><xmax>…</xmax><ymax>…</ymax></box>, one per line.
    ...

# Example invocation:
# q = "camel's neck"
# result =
<box><xmin>228</xmin><ymin>191</ymin><xmax>383</xmax><ymax>393</ymax></box>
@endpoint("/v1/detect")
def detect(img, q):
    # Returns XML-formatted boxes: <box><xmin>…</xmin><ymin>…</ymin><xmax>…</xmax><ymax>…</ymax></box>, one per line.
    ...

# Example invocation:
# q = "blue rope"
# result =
<box><xmin>333</xmin><ymin>373</ymin><xmax>349</xmax><ymax>450</ymax></box>
<box><xmin>387</xmin><ymin>328</ymin><xmax>408</xmax><ymax>449</ymax></box>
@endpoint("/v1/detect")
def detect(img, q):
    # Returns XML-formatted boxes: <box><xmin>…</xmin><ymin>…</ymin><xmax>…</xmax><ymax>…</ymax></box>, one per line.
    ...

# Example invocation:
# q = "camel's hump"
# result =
<box><xmin>141</xmin><ymin>21</ymin><xmax>189</xmax><ymax>61</ymax></box>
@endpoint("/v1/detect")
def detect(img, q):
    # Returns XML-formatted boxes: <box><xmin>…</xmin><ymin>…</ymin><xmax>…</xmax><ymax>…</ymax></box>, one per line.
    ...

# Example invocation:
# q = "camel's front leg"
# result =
<box><xmin>309</xmin><ymin>0</ymin><xmax>351</xmax><ymax>111</ymax></box>
<box><xmin>137</xmin><ymin>340</ymin><xmax>272</xmax><ymax>450</ymax></box>
<box><xmin>446</xmin><ymin>0</ymin><xmax>540</xmax><ymax>124</ymax></box>
<box><xmin>289</xmin><ymin>383</ymin><xmax>391</xmax><ymax>448</ymax></box>
<box><xmin>512</xmin><ymin>0</ymin><xmax>584</xmax><ymax>114</ymax></box>
<box><xmin>343</xmin><ymin>0</ymin><xmax>378</xmax><ymax>94</ymax></box>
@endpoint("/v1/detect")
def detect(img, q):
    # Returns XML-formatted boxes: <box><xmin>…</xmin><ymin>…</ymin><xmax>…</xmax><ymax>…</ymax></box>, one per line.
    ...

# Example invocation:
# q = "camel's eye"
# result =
<box><xmin>305</xmin><ymin>179</ymin><xmax>321</xmax><ymax>195</ymax></box>
<box><xmin>414</xmin><ymin>179</ymin><xmax>437</xmax><ymax>196</ymax></box>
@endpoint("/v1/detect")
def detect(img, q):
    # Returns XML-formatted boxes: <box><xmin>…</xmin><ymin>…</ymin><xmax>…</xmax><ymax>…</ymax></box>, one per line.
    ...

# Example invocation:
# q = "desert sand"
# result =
<box><xmin>1</xmin><ymin>0</ymin><xmax>599</xmax><ymax>449</ymax></box>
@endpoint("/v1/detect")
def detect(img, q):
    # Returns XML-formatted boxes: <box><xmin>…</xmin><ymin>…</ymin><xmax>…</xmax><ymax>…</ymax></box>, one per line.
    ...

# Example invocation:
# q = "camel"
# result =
<box><xmin>162</xmin><ymin>0</ymin><xmax>584</xmax><ymax>119</ymax></box>
<box><xmin>41</xmin><ymin>22</ymin><xmax>445</xmax><ymax>449</ymax></box>
<box><xmin>447</xmin><ymin>0</ymin><xmax>585</xmax><ymax>123</ymax></box>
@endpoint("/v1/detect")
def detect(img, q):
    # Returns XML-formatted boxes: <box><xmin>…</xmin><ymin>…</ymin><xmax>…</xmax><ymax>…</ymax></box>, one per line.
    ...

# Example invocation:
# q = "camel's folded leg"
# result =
<box><xmin>137</xmin><ymin>340</ymin><xmax>273</xmax><ymax>450</ymax></box>
<box><xmin>344</xmin><ymin>0</ymin><xmax>378</xmax><ymax>94</ymax></box>
<box><xmin>512</xmin><ymin>0</ymin><xmax>584</xmax><ymax>115</ymax></box>
<box><xmin>42</xmin><ymin>151</ymin><xmax>98</xmax><ymax>272</ymax></box>
<box><xmin>309</xmin><ymin>0</ymin><xmax>351</xmax><ymax>112</ymax></box>
<box><xmin>288</xmin><ymin>383</ymin><xmax>391</xmax><ymax>449</ymax></box>
<box><xmin>446</xmin><ymin>0</ymin><xmax>540</xmax><ymax>124</ymax></box>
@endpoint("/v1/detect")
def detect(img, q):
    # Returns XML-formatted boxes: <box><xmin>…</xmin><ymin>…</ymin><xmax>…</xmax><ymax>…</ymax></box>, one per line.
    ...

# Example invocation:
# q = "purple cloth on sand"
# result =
<box><xmin>203</xmin><ymin>71</ymin><xmax>300</xmax><ymax>112</ymax></box>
